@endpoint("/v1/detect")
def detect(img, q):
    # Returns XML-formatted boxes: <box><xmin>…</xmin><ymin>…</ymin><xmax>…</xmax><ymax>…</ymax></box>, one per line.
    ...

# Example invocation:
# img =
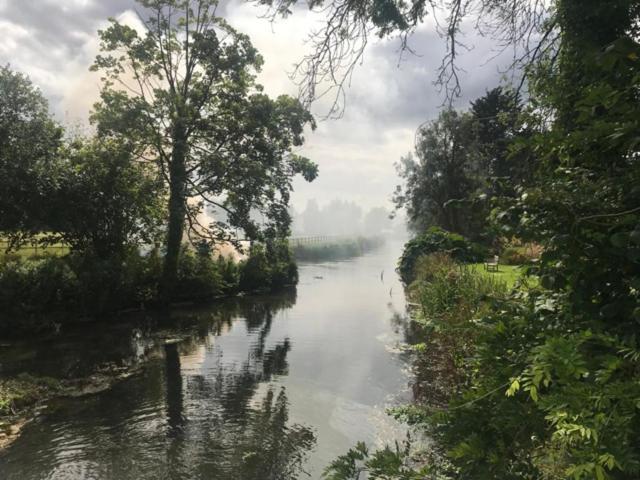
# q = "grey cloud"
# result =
<box><xmin>1</xmin><ymin>0</ymin><xmax>135</xmax><ymax>55</ymax></box>
<box><xmin>1</xmin><ymin>1</ymin><xmax>514</xmax><ymax>210</ymax></box>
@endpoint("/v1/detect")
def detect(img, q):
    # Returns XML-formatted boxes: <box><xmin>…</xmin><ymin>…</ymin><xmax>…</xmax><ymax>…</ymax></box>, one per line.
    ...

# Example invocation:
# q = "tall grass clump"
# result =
<box><xmin>410</xmin><ymin>252</ymin><xmax>507</xmax><ymax>330</ymax></box>
<box><xmin>406</xmin><ymin>253</ymin><xmax>508</xmax><ymax>406</ymax></box>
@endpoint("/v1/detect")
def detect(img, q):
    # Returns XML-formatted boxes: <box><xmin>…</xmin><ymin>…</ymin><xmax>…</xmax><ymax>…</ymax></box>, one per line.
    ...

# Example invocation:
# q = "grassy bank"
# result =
<box><xmin>0</xmin><ymin>241</ymin><xmax>298</xmax><ymax>336</ymax></box>
<box><xmin>0</xmin><ymin>363</ymin><xmax>150</xmax><ymax>450</ymax></box>
<box><xmin>292</xmin><ymin>236</ymin><xmax>384</xmax><ymax>262</ymax></box>
<box><xmin>469</xmin><ymin>263</ymin><xmax>523</xmax><ymax>289</ymax></box>
<box><xmin>0</xmin><ymin>374</ymin><xmax>62</xmax><ymax>418</ymax></box>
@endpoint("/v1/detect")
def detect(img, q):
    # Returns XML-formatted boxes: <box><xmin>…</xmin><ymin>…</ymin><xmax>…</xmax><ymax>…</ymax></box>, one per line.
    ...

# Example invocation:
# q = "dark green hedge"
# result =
<box><xmin>397</xmin><ymin>227</ymin><xmax>487</xmax><ymax>283</ymax></box>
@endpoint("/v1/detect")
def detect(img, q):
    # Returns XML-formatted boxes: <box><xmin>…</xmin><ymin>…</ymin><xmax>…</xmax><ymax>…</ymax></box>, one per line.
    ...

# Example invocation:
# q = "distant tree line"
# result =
<box><xmin>290</xmin><ymin>199</ymin><xmax>400</xmax><ymax>237</ymax></box>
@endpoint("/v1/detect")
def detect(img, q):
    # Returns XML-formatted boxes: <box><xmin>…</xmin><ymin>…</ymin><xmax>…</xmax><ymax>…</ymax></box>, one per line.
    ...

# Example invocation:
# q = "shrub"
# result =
<box><xmin>398</xmin><ymin>227</ymin><xmax>487</xmax><ymax>283</ymax></box>
<box><xmin>0</xmin><ymin>249</ymin><xmax>164</xmax><ymax>332</ymax></box>
<box><xmin>267</xmin><ymin>240</ymin><xmax>298</xmax><ymax>289</ymax></box>
<box><xmin>410</xmin><ymin>253</ymin><xmax>507</xmax><ymax>327</ymax></box>
<box><xmin>0</xmin><ymin>239</ymin><xmax>299</xmax><ymax>334</ymax></box>
<box><xmin>217</xmin><ymin>254</ymin><xmax>240</xmax><ymax>295</ymax></box>
<box><xmin>239</xmin><ymin>240</ymin><xmax>297</xmax><ymax>293</ymax></box>
<box><xmin>500</xmin><ymin>247</ymin><xmax>528</xmax><ymax>265</ymax></box>
<box><xmin>173</xmin><ymin>245</ymin><xmax>225</xmax><ymax>301</ymax></box>
<box><xmin>239</xmin><ymin>244</ymin><xmax>272</xmax><ymax>293</ymax></box>
<box><xmin>0</xmin><ymin>257</ymin><xmax>78</xmax><ymax>323</ymax></box>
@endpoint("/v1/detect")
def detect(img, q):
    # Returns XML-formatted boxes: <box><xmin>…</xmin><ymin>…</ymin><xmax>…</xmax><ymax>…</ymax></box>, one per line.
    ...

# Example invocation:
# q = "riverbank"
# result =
<box><xmin>0</xmin><ymin>241</ymin><xmax>298</xmax><ymax>337</ymax></box>
<box><xmin>0</xmin><ymin>322</ymin><xmax>202</xmax><ymax>451</ymax></box>
<box><xmin>322</xmin><ymin>251</ymin><xmax>533</xmax><ymax>478</ymax></box>
<box><xmin>0</xmin><ymin>365</ymin><xmax>142</xmax><ymax>450</ymax></box>
<box><xmin>0</xmin><ymin>242</ymin><xmax>410</xmax><ymax>479</ymax></box>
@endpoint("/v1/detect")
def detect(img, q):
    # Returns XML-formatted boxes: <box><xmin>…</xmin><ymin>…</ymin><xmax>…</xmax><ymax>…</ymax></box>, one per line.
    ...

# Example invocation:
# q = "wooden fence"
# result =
<box><xmin>0</xmin><ymin>240</ymin><xmax>69</xmax><ymax>258</ymax></box>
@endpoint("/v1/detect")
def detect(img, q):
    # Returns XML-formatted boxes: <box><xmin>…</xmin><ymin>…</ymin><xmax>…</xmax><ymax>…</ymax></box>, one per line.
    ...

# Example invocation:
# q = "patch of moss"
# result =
<box><xmin>0</xmin><ymin>373</ymin><xmax>62</xmax><ymax>416</ymax></box>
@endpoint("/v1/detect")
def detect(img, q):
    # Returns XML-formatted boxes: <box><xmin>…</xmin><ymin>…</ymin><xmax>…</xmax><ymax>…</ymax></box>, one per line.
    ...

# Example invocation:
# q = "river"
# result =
<box><xmin>0</xmin><ymin>240</ymin><xmax>413</xmax><ymax>479</ymax></box>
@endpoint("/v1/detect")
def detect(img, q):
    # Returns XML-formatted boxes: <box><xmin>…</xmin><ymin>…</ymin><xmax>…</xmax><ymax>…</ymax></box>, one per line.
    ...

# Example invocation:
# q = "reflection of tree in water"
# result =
<box><xmin>233</xmin><ymin>387</ymin><xmax>316</xmax><ymax>480</ymax></box>
<box><xmin>169</xmin><ymin>288</ymin><xmax>297</xmax><ymax>339</ymax></box>
<box><xmin>164</xmin><ymin>289</ymin><xmax>315</xmax><ymax>479</ymax></box>
<box><xmin>388</xmin><ymin>309</ymin><xmax>423</xmax><ymax>346</ymax></box>
<box><xmin>165</xmin><ymin>342</ymin><xmax>185</xmax><ymax>437</ymax></box>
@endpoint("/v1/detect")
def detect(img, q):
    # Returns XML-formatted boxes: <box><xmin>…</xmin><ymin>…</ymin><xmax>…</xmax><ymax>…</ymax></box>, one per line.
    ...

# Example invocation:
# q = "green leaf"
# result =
<box><xmin>610</xmin><ymin>232</ymin><xmax>629</xmax><ymax>248</ymax></box>
<box><xmin>506</xmin><ymin>379</ymin><xmax>520</xmax><ymax>396</ymax></box>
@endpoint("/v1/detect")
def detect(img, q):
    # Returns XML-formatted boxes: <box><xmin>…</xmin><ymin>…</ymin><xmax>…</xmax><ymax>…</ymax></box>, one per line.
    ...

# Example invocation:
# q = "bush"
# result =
<box><xmin>398</xmin><ymin>227</ymin><xmax>487</xmax><ymax>283</ymax></box>
<box><xmin>500</xmin><ymin>247</ymin><xmax>528</xmax><ymax>265</ymax></box>
<box><xmin>172</xmin><ymin>245</ymin><xmax>225</xmax><ymax>301</ymax></box>
<box><xmin>0</xmin><ymin>239</ymin><xmax>299</xmax><ymax>334</ymax></box>
<box><xmin>239</xmin><ymin>240</ymin><xmax>297</xmax><ymax>293</ymax></box>
<box><xmin>267</xmin><ymin>240</ymin><xmax>298</xmax><ymax>290</ymax></box>
<box><xmin>0</xmin><ymin>256</ymin><xmax>79</xmax><ymax>321</ymax></box>
<box><xmin>217</xmin><ymin>254</ymin><xmax>240</xmax><ymax>295</ymax></box>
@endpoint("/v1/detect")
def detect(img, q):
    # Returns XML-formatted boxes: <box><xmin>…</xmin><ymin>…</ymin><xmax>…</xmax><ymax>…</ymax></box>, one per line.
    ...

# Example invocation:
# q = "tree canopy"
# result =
<box><xmin>393</xmin><ymin>87</ymin><xmax>529</xmax><ymax>241</ymax></box>
<box><xmin>0</xmin><ymin>65</ymin><xmax>63</xmax><ymax>244</ymax></box>
<box><xmin>91</xmin><ymin>0</ymin><xmax>318</xmax><ymax>292</ymax></box>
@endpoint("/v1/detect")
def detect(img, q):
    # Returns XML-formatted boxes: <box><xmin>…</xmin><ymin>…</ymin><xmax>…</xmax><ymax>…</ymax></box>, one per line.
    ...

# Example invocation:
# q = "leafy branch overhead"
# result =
<box><xmin>256</xmin><ymin>0</ymin><xmax>553</xmax><ymax>115</ymax></box>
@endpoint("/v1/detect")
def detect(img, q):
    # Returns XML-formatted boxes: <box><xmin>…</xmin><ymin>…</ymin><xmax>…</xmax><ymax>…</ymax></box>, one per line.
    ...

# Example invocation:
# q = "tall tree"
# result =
<box><xmin>0</xmin><ymin>65</ymin><xmax>62</xmax><ymax>245</ymax></box>
<box><xmin>393</xmin><ymin>109</ymin><xmax>480</xmax><ymax>237</ymax></box>
<box><xmin>470</xmin><ymin>87</ymin><xmax>533</xmax><ymax>197</ymax></box>
<box><xmin>91</xmin><ymin>0</ymin><xmax>317</xmax><ymax>297</ymax></box>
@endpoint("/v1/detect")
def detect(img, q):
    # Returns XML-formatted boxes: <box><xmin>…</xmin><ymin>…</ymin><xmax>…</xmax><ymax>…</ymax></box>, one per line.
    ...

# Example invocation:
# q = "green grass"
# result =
<box><xmin>0</xmin><ymin>236</ymin><xmax>69</xmax><ymax>260</ymax></box>
<box><xmin>468</xmin><ymin>263</ymin><xmax>527</xmax><ymax>289</ymax></box>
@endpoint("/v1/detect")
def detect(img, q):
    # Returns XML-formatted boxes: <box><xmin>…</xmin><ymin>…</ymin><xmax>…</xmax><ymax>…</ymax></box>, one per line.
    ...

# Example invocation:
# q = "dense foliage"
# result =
<box><xmin>0</xmin><ymin>65</ymin><xmax>63</xmax><ymax>243</ymax></box>
<box><xmin>0</xmin><ymin>241</ymin><xmax>297</xmax><ymax>334</ymax></box>
<box><xmin>326</xmin><ymin>1</ymin><xmax>640</xmax><ymax>479</ymax></box>
<box><xmin>48</xmin><ymin>138</ymin><xmax>166</xmax><ymax>259</ymax></box>
<box><xmin>393</xmin><ymin>88</ymin><xmax>532</xmax><ymax>241</ymax></box>
<box><xmin>239</xmin><ymin>241</ymin><xmax>299</xmax><ymax>293</ymax></box>
<box><xmin>397</xmin><ymin>227</ymin><xmax>486</xmax><ymax>284</ymax></box>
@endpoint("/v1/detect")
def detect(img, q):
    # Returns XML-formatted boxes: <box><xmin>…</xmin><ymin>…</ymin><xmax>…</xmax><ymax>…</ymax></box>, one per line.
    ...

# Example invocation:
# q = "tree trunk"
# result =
<box><xmin>160</xmin><ymin>123</ymin><xmax>188</xmax><ymax>301</ymax></box>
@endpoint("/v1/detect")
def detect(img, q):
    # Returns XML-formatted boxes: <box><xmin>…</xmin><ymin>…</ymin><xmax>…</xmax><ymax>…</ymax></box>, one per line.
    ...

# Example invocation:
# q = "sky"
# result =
<box><xmin>0</xmin><ymin>0</ymin><xmax>514</xmax><ymax>211</ymax></box>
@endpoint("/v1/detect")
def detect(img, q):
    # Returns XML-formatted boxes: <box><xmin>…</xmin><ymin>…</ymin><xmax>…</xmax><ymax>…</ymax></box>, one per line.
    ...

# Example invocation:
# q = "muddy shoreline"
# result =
<box><xmin>0</xmin><ymin>331</ymin><xmax>192</xmax><ymax>452</ymax></box>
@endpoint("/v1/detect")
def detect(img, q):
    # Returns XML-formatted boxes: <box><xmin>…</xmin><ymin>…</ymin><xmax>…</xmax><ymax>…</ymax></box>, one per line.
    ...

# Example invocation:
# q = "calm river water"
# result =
<box><xmin>0</xmin><ymin>241</ymin><xmax>413</xmax><ymax>479</ymax></box>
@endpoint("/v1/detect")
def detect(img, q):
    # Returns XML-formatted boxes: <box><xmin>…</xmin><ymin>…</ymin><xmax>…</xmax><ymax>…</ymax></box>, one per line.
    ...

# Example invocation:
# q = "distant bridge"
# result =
<box><xmin>288</xmin><ymin>235</ymin><xmax>351</xmax><ymax>246</ymax></box>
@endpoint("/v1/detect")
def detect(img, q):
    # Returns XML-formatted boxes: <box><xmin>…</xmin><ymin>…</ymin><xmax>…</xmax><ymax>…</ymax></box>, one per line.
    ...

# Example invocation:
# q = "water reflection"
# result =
<box><xmin>164</xmin><ymin>342</ymin><xmax>184</xmax><ymax>437</ymax></box>
<box><xmin>0</xmin><ymin>291</ymin><xmax>315</xmax><ymax>480</ymax></box>
<box><xmin>0</xmin><ymin>244</ymin><xmax>413</xmax><ymax>479</ymax></box>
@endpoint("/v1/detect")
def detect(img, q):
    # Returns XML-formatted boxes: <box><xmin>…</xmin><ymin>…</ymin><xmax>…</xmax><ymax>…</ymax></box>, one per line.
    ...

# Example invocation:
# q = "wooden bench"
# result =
<box><xmin>484</xmin><ymin>255</ymin><xmax>499</xmax><ymax>272</ymax></box>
